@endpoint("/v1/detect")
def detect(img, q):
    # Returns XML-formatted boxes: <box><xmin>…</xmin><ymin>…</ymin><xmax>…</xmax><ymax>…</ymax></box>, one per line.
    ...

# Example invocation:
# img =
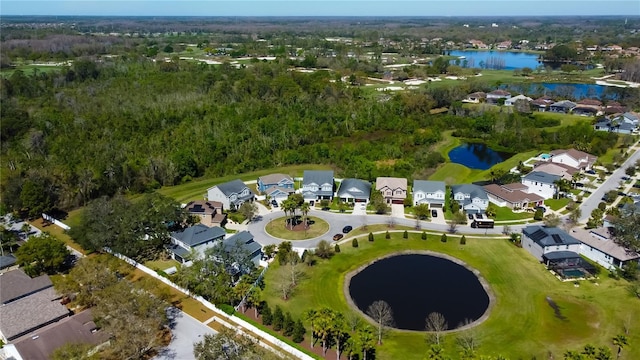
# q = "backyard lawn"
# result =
<box><xmin>262</xmin><ymin>233</ymin><xmax>640</xmax><ymax>360</ymax></box>
<box><xmin>492</xmin><ymin>206</ymin><xmax>534</xmax><ymax>221</ymax></box>
<box><xmin>545</xmin><ymin>198</ymin><xmax>571</xmax><ymax>210</ymax></box>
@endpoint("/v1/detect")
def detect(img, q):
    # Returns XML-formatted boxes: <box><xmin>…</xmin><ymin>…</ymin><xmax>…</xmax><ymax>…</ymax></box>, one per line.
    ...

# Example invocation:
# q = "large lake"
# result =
<box><xmin>448</xmin><ymin>143</ymin><xmax>512</xmax><ymax>170</ymax></box>
<box><xmin>348</xmin><ymin>254</ymin><xmax>490</xmax><ymax>331</ymax></box>
<box><xmin>449</xmin><ymin>50</ymin><xmax>540</xmax><ymax>70</ymax></box>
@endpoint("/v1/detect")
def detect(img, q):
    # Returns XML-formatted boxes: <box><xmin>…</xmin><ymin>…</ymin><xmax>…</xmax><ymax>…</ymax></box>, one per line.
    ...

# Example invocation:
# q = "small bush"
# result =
<box><xmin>460</xmin><ymin>235</ymin><xmax>466</xmax><ymax>245</ymax></box>
<box><xmin>352</xmin><ymin>238</ymin><xmax>359</xmax><ymax>248</ymax></box>
<box><xmin>368</xmin><ymin>232</ymin><xmax>374</xmax><ymax>242</ymax></box>
<box><xmin>441</xmin><ymin>234</ymin><xmax>448</xmax><ymax>243</ymax></box>
<box><xmin>217</xmin><ymin>303</ymin><xmax>236</xmax><ymax>315</ymax></box>
<box><xmin>334</xmin><ymin>244</ymin><xmax>341</xmax><ymax>253</ymax></box>
<box><xmin>385</xmin><ymin>231</ymin><xmax>390</xmax><ymax>239</ymax></box>
<box><xmin>156</xmin><ymin>269</ymin><xmax>169</xmax><ymax>278</ymax></box>
<box><xmin>533</xmin><ymin>209</ymin><xmax>544</xmax><ymax>221</ymax></box>
<box><xmin>421</xmin><ymin>231</ymin><xmax>427</xmax><ymax>240</ymax></box>
<box><xmin>403</xmin><ymin>230</ymin><xmax>408</xmax><ymax>239</ymax></box>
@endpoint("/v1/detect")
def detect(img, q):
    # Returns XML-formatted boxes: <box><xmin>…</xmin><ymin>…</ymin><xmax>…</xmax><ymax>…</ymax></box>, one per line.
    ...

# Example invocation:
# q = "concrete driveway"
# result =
<box><xmin>155</xmin><ymin>308</ymin><xmax>216</xmax><ymax>360</ymax></box>
<box><xmin>390</xmin><ymin>204</ymin><xmax>405</xmax><ymax>218</ymax></box>
<box><xmin>351</xmin><ymin>202</ymin><xmax>367</xmax><ymax>216</ymax></box>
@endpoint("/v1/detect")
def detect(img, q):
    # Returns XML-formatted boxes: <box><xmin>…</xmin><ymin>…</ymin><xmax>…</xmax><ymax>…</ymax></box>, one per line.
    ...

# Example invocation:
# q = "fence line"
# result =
<box><xmin>42</xmin><ymin>213</ymin><xmax>71</xmax><ymax>230</ymax></box>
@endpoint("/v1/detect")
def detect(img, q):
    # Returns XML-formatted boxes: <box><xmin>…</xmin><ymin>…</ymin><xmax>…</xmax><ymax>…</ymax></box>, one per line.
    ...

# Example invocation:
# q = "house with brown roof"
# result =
<box><xmin>375</xmin><ymin>177</ymin><xmax>407</xmax><ymax>204</ymax></box>
<box><xmin>570</xmin><ymin>227</ymin><xmax>640</xmax><ymax>269</ymax></box>
<box><xmin>486</xmin><ymin>90</ymin><xmax>511</xmax><ymax>103</ymax></box>
<box><xmin>3</xmin><ymin>310</ymin><xmax>108</xmax><ymax>360</ymax></box>
<box><xmin>184</xmin><ymin>200</ymin><xmax>227</xmax><ymax>227</ymax></box>
<box><xmin>533</xmin><ymin>162</ymin><xmax>578</xmax><ymax>181</ymax></box>
<box><xmin>462</xmin><ymin>92</ymin><xmax>486</xmax><ymax>103</ymax></box>
<box><xmin>549</xmin><ymin>149</ymin><xmax>597</xmax><ymax>171</ymax></box>
<box><xmin>483</xmin><ymin>183</ymin><xmax>544</xmax><ymax>210</ymax></box>
<box><xmin>531</xmin><ymin>97</ymin><xmax>553</xmax><ymax>112</ymax></box>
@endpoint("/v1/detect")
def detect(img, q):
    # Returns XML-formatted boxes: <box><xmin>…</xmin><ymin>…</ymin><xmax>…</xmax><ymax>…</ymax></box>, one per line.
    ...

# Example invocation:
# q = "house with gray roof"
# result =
<box><xmin>594</xmin><ymin>118</ymin><xmax>635</xmax><ymax>134</ymax></box>
<box><xmin>302</xmin><ymin>170</ymin><xmax>334</xmax><ymax>201</ymax></box>
<box><xmin>0</xmin><ymin>285</ymin><xmax>69</xmax><ymax>342</ymax></box>
<box><xmin>412</xmin><ymin>180</ymin><xmax>446</xmax><ymax>207</ymax></box>
<box><xmin>168</xmin><ymin>224</ymin><xmax>226</xmax><ymax>263</ymax></box>
<box><xmin>337</xmin><ymin>179</ymin><xmax>371</xmax><ymax>203</ymax></box>
<box><xmin>522</xmin><ymin>171</ymin><xmax>560</xmax><ymax>199</ymax></box>
<box><xmin>0</xmin><ymin>269</ymin><xmax>53</xmax><ymax>305</ymax></box>
<box><xmin>549</xmin><ymin>100</ymin><xmax>576</xmax><ymax>113</ymax></box>
<box><xmin>206</xmin><ymin>179</ymin><xmax>255</xmax><ymax>210</ymax></box>
<box><xmin>222</xmin><ymin>231</ymin><xmax>262</xmax><ymax>268</ymax></box>
<box><xmin>0</xmin><ymin>255</ymin><xmax>17</xmax><ymax>272</ymax></box>
<box><xmin>521</xmin><ymin>226</ymin><xmax>582</xmax><ymax>263</ymax></box>
<box><xmin>257</xmin><ymin>174</ymin><xmax>294</xmax><ymax>193</ymax></box>
<box><xmin>450</xmin><ymin>184</ymin><xmax>488</xmax><ymax>214</ymax></box>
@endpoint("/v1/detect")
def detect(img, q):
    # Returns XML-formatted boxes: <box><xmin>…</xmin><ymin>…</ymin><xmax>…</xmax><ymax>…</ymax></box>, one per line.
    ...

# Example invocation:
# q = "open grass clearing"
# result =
<box><xmin>144</xmin><ymin>258</ymin><xmax>181</xmax><ymax>271</ymax></box>
<box><xmin>545</xmin><ymin>198</ymin><xmax>571</xmax><ymax>210</ymax></box>
<box><xmin>29</xmin><ymin>218</ymin><xmax>85</xmax><ymax>254</ymax></box>
<box><xmin>492</xmin><ymin>206</ymin><xmax>534</xmax><ymax>220</ymax></box>
<box><xmin>262</xmin><ymin>233</ymin><xmax>640</xmax><ymax>359</ymax></box>
<box><xmin>157</xmin><ymin>164</ymin><xmax>332</xmax><ymax>203</ymax></box>
<box><xmin>265</xmin><ymin>216</ymin><xmax>329</xmax><ymax>240</ymax></box>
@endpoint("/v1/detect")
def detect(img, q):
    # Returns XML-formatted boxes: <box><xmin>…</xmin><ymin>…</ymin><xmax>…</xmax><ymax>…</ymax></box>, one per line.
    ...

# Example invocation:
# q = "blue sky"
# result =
<box><xmin>1</xmin><ymin>1</ymin><xmax>639</xmax><ymax>16</ymax></box>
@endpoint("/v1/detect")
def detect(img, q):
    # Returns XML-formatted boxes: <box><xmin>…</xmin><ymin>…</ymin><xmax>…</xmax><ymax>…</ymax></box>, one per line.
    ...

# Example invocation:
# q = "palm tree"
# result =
<box><xmin>305</xmin><ymin>309</ymin><xmax>318</xmax><ymax>349</ymax></box>
<box><xmin>315</xmin><ymin>308</ymin><xmax>336</xmax><ymax>355</ymax></box>
<box><xmin>282</xmin><ymin>199</ymin><xmax>296</xmax><ymax>229</ymax></box>
<box><xmin>332</xmin><ymin>313</ymin><xmax>348</xmax><ymax>360</ymax></box>
<box><xmin>612</xmin><ymin>334</ymin><xmax>628</xmax><ymax>358</ymax></box>
<box><xmin>300</xmin><ymin>202</ymin><xmax>310</xmax><ymax>229</ymax></box>
<box><xmin>357</xmin><ymin>325</ymin><xmax>376</xmax><ymax>360</ymax></box>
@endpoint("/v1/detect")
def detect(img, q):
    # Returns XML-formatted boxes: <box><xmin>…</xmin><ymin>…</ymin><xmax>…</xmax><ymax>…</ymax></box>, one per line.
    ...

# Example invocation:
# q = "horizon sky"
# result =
<box><xmin>1</xmin><ymin>1</ymin><xmax>640</xmax><ymax>17</ymax></box>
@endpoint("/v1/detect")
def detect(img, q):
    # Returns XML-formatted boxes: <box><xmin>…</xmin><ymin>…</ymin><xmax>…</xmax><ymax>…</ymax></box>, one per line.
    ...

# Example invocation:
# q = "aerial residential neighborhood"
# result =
<box><xmin>1</xmin><ymin>10</ymin><xmax>640</xmax><ymax>360</ymax></box>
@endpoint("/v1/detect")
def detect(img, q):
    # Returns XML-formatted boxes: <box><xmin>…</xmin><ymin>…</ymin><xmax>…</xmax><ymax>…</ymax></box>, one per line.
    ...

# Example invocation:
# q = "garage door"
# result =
<box><xmin>392</xmin><ymin>199</ymin><xmax>404</xmax><ymax>204</ymax></box>
<box><xmin>430</xmin><ymin>203</ymin><xmax>444</xmax><ymax>208</ymax></box>
<box><xmin>355</xmin><ymin>198</ymin><xmax>366</xmax><ymax>203</ymax></box>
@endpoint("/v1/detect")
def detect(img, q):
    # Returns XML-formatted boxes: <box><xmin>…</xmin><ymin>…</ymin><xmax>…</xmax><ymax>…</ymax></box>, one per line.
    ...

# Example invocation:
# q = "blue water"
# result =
<box><xmin>503</xmin><ymin>83</ymin><xmax>614</xmax><ymax>99</ymax></box>
<box><xmin>449</xmin><ymin>143</ymin><xmax>513</xmax><ymax>170</ymax></box>
<box><xmin>449</xmin><ymin>50</ymin><xmax>540</xmax><ymax>70</ymax></box>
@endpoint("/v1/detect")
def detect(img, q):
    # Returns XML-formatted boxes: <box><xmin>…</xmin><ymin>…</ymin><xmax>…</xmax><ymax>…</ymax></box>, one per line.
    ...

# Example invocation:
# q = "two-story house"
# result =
<box><xmin>168</xmin><ymin>224</ymin><xmax>227</xmax><ymax>263</ymax></box>
<box><xmin>376</xmin><ymin>177</ymin><xmax>407</xmax><ymax>204</ymax></box>
<box><xmin>412</xmin><ymin>180</ymin><xmax>446</xmax><ymax>208</ymax></box>
<box><xmin>302</xmin><ymin>170</ymin><xmax>334</xmax><ymax>202</ymax></box>
<box><xmin>486</xmin><ymin>89</ymin><xmax>511</xmax><ymax>104</ymax></box>
<box><xmin>184</xmin><ymin>200</ymin><xmax>227</xmax><ymax>227</ymax></box>
<box><xmin>337</xmin><ymin>178</ymin><xmax>371</xmax><ymax>203</ymax></box>
<box><xmin>549</xmin><ymin>149</ymin><xmax>597</xmax><ymax>171</ymax></box>
<box><xmin>207</xmin><ymin>179</ymin><xmax>255</xmax><ymax>210</ymax></box>
<box><xmin>548</xmin><ymin>100</ymin><xmax>576</xmax><ymax>113</ymax></box>
<box><xmin>521</xmin><ymin>171</ymin><xmax>559</xmax><ymax>200</ymax></box>
<box><xmin>451</xmin><ymin>184</ymin><xmax>489</xmax><ymax>214</ymax></box>
<box><xmin>257</xmin><ymin>173</ymin><xmax>295</xmax><ymax>196</ymax></box>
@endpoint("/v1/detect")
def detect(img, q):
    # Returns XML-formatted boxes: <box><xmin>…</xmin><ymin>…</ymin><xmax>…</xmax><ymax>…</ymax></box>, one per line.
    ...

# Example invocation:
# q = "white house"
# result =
<box><xmin>521</xmin><ymin>226</ymin><xmax>582</xmax><ymax>262</ymax></box>
<box><xmin>521</xmin><ymin>171</ymin><xmax>559</xmax><ymax>200</ymax></box>
<box><xmin>450</xmin><ymin>184</ymin><xmax>489</xmax><ymax>214</ymax></box>
<box><xmin>570</xmin><ymin>227</ymin><xmax>640</xmax><ymax>269</ymax></box>
<box><xmin>412</xmin><ymin>180</ymin><xmax>446</xmax><ymax>208</ymax></box>
<box><xmin>337</xmin><ymin>178</ymin><xmax>371</xmax><ymax>203</ymax></box>
<box><xmin>486</xmin><ymin>89</ymin><xmax>511</xmax><ymax>103</ymax></box>
<box><xmin>505</xmin><ymin>94</ymin><xmax>533</xmax><ymax>106</ymax></box>
<box><xmin>549</xmin><ymin>149</ymin><xmax>597</xmax><ymax>171</ymax></box>
<box><xmin>302</xmin><ymin>170</ymin><xmax>334</xmax><ymax>201</ymax></box>
<box><xmin>207</xmin><ymin>179</ymin><xmax>255</xmax><ymax>210</ymax></box>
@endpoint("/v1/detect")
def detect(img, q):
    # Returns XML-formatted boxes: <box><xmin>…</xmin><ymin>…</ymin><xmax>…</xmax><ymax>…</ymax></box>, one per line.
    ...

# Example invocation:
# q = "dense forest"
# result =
<box><xmin>1</xmin><ymin>53</ymin><xmax>626</xmax><ymax>216</ymax></box>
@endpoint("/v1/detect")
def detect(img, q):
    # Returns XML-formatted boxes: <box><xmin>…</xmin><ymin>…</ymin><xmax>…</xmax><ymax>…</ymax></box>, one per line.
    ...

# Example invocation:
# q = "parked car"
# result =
<box><xmin>586</xmin><ymin>169</ymin><xmax>596</xmax><ymax>175</ymax></box>
<box><xmin>622</xmin><ymin>176</ymin><xmax>630</xmax><ymax>181</ymax></box>
<box><xmin>333</xmin><ymin>234</ymin><xmax>344</xmax><ymax>241</ymax></box>
<box><xmin>342</xmin><ymin>225</ymin><xmax>353</xmax><ymax>233</ymax></box>
<box><xmin>271</xmin><ymin>201</ymin><xmax>279</xmax><ymax>208</ymax></box>
<box><xmin>431</xmin><ymin>210</ymin><xmax>438</xmax><ymax>218</ymax></box>
<box><xmin>467</xmin><ymin>213</ymin><xmax>474</xmax><ymax>220</ymax></box>
<box><xmin>534</xmin><ymin>206</ymin><xmax>547</xmax><ymax>213</ymax></box>
<box><xmin>475</xmin><ymin>213</ymin><xmax>483</xmax><ymax>219</ymax></box>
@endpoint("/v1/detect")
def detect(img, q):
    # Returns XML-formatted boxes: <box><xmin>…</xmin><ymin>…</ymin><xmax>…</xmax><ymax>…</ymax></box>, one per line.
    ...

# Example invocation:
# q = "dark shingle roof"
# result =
<box><xmin>0</xmin><ymin>287</ymin><xmax>69</xmax><ymax>341</ymax></box>
<box><xmin>523</xmin><ymin>226</ymin><xmax>581</xmax><ymax>247</ymax></box>
<box><xmin>303</xmin><ymin>170</ymin><xmax>334</xmax><ymax>186</ymax></box>
<box><xmin>0</xmin><ymin>255</ymin><xmax>17</xmax><ymax>270</ymax></box>
<box><xmin>214</xmin><ymin>179</ymin><xmax>252</xmax><ymax>197</ymax></box>
<box><xmin>0</xmin><ymin>269</ymin><xmax>52</xmax><ymax>304</ymax></box>
<box><xmin>337</xmin><ymin>179</ymin><xmax>371</xmax><ymax>199</ymax></box>
<box><xmin>451</xmin><ymin>184</ymin><xmax>488</xmax><ymax>200</ymax></box>
<box><xmin>171</xmin><ymin>224</ymin><xmax>226</xmax><ymax>248</ymax></box>
<box><xmin>523</xmin><ymin>171</ymin><xmax>561</xmax><ymax>184</ymax></box>
<box><xmin>413</xmin><ymin>180</ymin><xmax>446</xmax><ymax>194</ymax></box>
<box><xmin>224</xmin><ymin>231</ymin><xmax>261</xmax><ymax>256</ymax></box>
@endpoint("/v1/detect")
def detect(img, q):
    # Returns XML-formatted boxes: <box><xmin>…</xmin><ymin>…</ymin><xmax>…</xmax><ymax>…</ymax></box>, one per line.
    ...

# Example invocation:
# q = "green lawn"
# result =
<box><xmin>265</xmin><ymin>216</ymin><xmax>330</xmax><ymax>240</ymax></box>
<box><xmin>545</xmin><ymin>198</ymin><xmax>571</xmax><ymax>210</ymax></box>
<box><xmin>157</xmin><ymin>164</ymin><xmax>332</xmax><ymax>203</ymax></box>
<box><xmin>262</xmin><ymin>233</ymin><xmax>640</xmax><ymax>360</ymax></box>
<box><xmin>144</xmin><ymin>258</ymin><xmax>180</xmax><ymax>271</ymax></box>
<box><xmin>493</xmin><ymin>206</ymin><xmax>534</xmax><ymax>221</ymax></box>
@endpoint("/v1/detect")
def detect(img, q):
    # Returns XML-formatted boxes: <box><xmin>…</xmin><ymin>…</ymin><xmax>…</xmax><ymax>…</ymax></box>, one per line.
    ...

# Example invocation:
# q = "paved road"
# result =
<box><xmin>248</xmin><ymin>208</ymin><xmax>516</xmax><ymax>249</ymax></box>
<box><xmin>578</xmin><ymin>146</ymin><xmax>640</xmax><ymax>222</ymax></box>
<box><xmin>155</xmin><ymin>308</ymin><xmax>216</xmax><ymax>360</ymax></box>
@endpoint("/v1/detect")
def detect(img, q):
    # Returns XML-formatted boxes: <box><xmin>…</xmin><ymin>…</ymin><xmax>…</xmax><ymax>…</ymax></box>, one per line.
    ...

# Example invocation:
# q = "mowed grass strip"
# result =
<box><xmin>265</xmin><ymin>216</ymin><xmax>329</xmax><ymax>240</ymax></box>
<box><xmin>262</xmin><ymin>233</ymin><xmax>640</xmax><ymax>360</ymax></box>
<box><xmin>158</xmin><ymin>164</ymin><xmax>332</xmax><ymax>203</ymax></box>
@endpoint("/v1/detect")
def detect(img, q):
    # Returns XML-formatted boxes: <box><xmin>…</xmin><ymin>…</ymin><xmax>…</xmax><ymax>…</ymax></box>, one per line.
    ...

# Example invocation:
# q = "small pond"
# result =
<box><xmin>448</xmin><ymin>143</ymin><xmax>513</xmax><ymax>170</ymax></box>
<box><xmin>348</xmin><ymin>254</ymin><xmax>490</xmax><ymax>331</ymax></box>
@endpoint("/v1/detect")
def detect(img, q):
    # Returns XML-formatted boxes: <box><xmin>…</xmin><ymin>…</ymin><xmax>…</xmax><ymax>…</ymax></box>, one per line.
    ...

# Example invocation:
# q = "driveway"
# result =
<box><xmin>155</xmin><ymin>308</ymin><xmax>216</xmax><ymax>360</ymax></box>
<box><xmin>578</xmin><ymin>146</ymin><xmax>640</xmax><ymax>222</ymax></box>
<box><xmin>351</xmin><ymin>202</ymin><xmax>368</xmax><ymax>216</ymax></box>
<box><xmin>390</xmin><ymin>204</ymin><xmax>405</xmax><ymax>218</ymax></box>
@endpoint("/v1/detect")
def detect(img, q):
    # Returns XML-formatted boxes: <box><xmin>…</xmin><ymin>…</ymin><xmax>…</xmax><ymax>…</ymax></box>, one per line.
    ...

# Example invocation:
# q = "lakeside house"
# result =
<box><xmin>549</xmin><ymin>149</ymin><xmax>597</xmax><ymax>171</ymax></box>
<box><xmin>532</xmin><ymin>162</ymin><xmax>577</xmax><ymax>181</ymax></box>
<box><xmin>450</xmin><ymin>184</ymin><xmax>489</xmax><ymax>214</ymax></box>
<box><xmin>412</xmin><ymin>180</ymin><xmax>446</xmax><ymax>208</ymax></box>
<box><xmin>521</xmin><ymin>171</ymin><xmax>560</xmax><ymax>200</ymax></box>
<box><xmin>570</xmin><ymin>227</ymin><xmax>640</xmax><ymax>270</ymax></box>
<box><xmin>521</xmin><ymin>226</ymin><xmax>582</xmax><ymax>263</ymax></box>
<box><xmin>483</xmin><ymin>183</ymin><xmax>544</xmax><ymax>210</ymax></box>
<box><xmin>504</xmin><ymin>94</ymin><xmax>532</xmax><ymax>106</ymax></box>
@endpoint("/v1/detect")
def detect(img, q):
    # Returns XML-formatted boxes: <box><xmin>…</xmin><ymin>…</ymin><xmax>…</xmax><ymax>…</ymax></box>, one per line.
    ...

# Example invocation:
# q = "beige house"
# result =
<box><xmin>532</xmin><ymin>162</ymin><xmax>577</xmax><ymax>181</ymax></box>
<box><xmin>483</xmin><ymin>183</ymin><xmax>544</xmax><ymax>210</ymax></box>
<box><xmin>375</xmin><ymin>177</ymin><xmax>407</xmax><ymax>204</ymax></box>
<box><xmin>184</xmin><ymin>200</ymin><xmax>227</xmax><ymax>227</ymax></box>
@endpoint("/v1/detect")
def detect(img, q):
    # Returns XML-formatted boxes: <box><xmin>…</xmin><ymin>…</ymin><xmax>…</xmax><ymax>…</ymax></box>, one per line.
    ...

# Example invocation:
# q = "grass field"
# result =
<box><xmin>262</xmin><ymin>233</ymin><xmax>640</xmax><ymax>360</ymax></box>
<box><xmin>157</xmin><ymin>164</ymin><xmax>332</xmax><ymax>203</ymax></box>
<box><xmin>493</xmin><ymin>206</ymin><xmax>534</xmax><ymax>221</ymax></box>
<box><xmin>265</xmin><ymin>216</ymin><xmax>330</xmax><ymax>240</ymax></box>
<box><xmin>545</xmin><ymin>198</ymin><xmax>571</xmax><ymax>210</ymax></box>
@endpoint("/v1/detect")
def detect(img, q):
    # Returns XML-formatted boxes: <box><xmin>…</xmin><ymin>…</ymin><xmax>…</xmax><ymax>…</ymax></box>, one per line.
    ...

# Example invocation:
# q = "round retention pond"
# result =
<box><xmin>347</xmin><ymin>253</ymin><xmax>491</xmax><ymax>331</ymax></box>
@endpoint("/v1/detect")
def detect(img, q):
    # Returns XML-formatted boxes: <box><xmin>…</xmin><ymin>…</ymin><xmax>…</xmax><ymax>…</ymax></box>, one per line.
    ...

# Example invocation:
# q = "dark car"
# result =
<box><xmin>586</xmin><ymin>169</ymin><xmax>596</xmax><ymax>175</ymax></box>
<box><xmin>467</xmin><ymin>213</ymin><xmax>474</xmax><ymax>220</ymax></box>
<box><xmin>534</xmin><ymin>206</ymin><xmax>547</xmax><ymax>213</ymax></box>
<box><xmin>475</xmin><ymin>213</ymin><xmax>483</xmax><ymax>219</ymax></box>
<box><xmin>342</xmin><ymin>225</ymin><xmax>353</xmax><ymax>233</ymax></box>
<box><xmin>431</xmin><ymin>210</ymin><xmax>438</xmax><ymax>218</ymax></box>
<box><xmin>271</xmin><ymin>201</ymin><xmax>279</xmax><ymax>208</ymax></box>
<box><xmin>333</xmin><ymin>233</ymin><xmax>344</xmax><ymax>241</ymax></box>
